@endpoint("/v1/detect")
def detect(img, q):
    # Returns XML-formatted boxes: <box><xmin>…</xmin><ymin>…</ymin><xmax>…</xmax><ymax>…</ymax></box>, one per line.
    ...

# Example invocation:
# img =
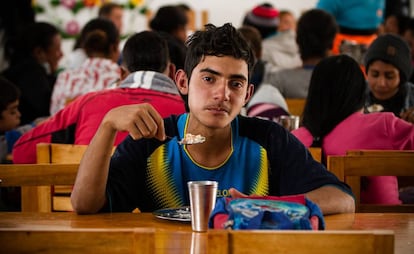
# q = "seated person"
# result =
<box><xmin>263</xmin><ymin>9</ymin><xmax>338</xmax><ymax>99</ymax></box>
<box><xmin>292</xmin><ymin>54</ymin><xmax>414</xmax><ymax>205</ymax></box>
<box><xmin>50</xmin><ymin>18</ymin><xmax>121</xmax><ymax>115</ymax></box>
<box><xmin>0</xmin><ymin>76</ymin><xmax>21</xmax><ymax>163</ymax></box>
<box><xmin>364</xmin><ymin>34</ymin><xmax>414</xmax><ymax>124</ymax></box>
<box><xmin>71</xmin><ymin>23</ymin><xmax>355</xmax><ymax>215</ymax></box>
<box><xmin>12</xmin><ymin>31</ymin><xmax>186</xmax><ymax>164</ymax></box>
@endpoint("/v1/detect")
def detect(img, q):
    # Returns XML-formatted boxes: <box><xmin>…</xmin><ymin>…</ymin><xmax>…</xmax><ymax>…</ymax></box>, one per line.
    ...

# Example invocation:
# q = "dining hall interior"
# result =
<box><xmin>1</xmin><ymin>0</ymin><xmax>414</xmax><ymax>253</ymax></box>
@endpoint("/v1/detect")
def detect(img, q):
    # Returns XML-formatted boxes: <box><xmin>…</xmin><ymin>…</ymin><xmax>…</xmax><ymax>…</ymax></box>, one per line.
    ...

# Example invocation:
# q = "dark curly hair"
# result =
<box><xmin>184</xmin><ymin>23</ymin><xmax>255</xmax><ymax>82</ymax></box>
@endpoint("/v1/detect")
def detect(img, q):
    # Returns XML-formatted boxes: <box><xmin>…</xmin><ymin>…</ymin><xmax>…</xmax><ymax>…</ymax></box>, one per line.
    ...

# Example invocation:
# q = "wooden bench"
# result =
<box><xmin>328</xmin><ymin>151</ymin><xmax>414</xmax><ymax>212</ymax></box>
<box><xmin>0</xmin><ymin>163</ymin><xmax>79</xmax><ymax>212</ymax></box>
<box><xmin>229</xmin><ymin>230</ymin><xmax>394</xmax><ymax>254</ymax></box>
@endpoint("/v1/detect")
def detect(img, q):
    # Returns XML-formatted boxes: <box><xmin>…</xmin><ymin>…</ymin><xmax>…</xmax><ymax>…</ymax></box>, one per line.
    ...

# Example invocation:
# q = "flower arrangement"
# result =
<box><xmin>33</xmin><ymin>0</ymin><xmax>149</xmax><ymax>38</ymax></box>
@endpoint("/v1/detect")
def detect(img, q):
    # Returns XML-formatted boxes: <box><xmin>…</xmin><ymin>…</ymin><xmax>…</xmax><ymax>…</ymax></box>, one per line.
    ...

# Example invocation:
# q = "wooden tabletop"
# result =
<box><xmin>0</xmin><ymin>212</ymin><xmax>412</xmax><ymax>254</ymax></box>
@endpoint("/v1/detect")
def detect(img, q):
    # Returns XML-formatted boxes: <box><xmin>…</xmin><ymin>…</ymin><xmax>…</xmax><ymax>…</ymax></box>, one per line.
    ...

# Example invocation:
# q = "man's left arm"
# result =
<box><xmin>306</xmin><ymin>186</ymin><xmax>355</xmax><ymax>215</ymax></box>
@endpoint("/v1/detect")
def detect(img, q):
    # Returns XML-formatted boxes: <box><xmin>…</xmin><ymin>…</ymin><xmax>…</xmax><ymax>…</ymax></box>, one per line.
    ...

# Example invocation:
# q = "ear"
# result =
<box><xmin>244</xmin><ymin>84</ymin><xmax>254</xmax><ymax>105</ymax></box>
<box><xmin>175</xmin><ymin>69</ymin><xmax>189</xmax><ymax>95</ymax></box>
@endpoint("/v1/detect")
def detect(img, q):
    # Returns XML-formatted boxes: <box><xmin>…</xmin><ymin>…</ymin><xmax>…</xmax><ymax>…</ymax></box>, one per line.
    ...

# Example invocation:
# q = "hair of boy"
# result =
<box><xmin>302</xmin><ymin>55</ymin><xmax>366</xmax><ymax>144</ymax></box>
<box><xmin>184</xmin><ymin>23</ymin><xmax>255</xmax><ymax>83</ymax></box>
<box><xmin>0</xmin><ymin>76</ymin><xmax>20</xmax><ymax>115</ymax></box>
<box><xmin>121</xmin><ymin>31</ymin><xmax>170</xmax><ymax>73</ymax></box>
<box><xmin>296</xmin><ymin>9</ymin><xmax>338</xmax><ymax>60</ymax></box>
<box><xmin>81</xmin><ymin>18</ymin><xmax>119</xmax><ymax>57</ymax></box>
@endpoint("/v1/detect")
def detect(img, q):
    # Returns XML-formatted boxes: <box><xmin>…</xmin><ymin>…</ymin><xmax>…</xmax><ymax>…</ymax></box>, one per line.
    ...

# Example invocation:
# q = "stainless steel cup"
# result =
<box><xmin>187</xmin><ymin>180</ymin><xmax>218</xmax><ymax>232</ymax></box>
<box><xmin>278</xmin><ymin>115</ymin><xmax>300</xmax><ymax>131</ymax></box>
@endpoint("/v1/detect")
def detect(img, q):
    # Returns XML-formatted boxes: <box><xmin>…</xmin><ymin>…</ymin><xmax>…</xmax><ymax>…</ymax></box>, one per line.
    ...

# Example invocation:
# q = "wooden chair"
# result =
<box><xmin>35</xmin><ymin>143</ymin><xmax>88</xmax><ymax>211</ymax></box>
<box><xmin>285</xmin><ymin>98</ymin><xmax>306</xmax><ymax>119</ymax></box>
<box><xmin>308</xmin><ymin>147</ymin><xmax>322</xmax><ymax>163</ymax></box>
<box><xmin>0</xmin><ymin>163</ymin><xmax>79</xmax><ymax>212</ymax></box>
<box><xmin>327</xmin><ymin>151</ymin><xmax>414</xmax><ymax>212</ymax></box>
<box><xmin>35</xmin><ymin>143</ymin><xmax>116</xmax><ymax>212</ymax></box>
<box><xmin>229</xmin><ymin>230</ymin><xmax>394</xmax><ymax>254</ymax></box>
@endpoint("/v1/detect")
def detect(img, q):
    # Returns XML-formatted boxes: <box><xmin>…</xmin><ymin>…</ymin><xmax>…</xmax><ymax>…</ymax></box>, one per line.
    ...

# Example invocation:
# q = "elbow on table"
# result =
<box><xmin>70</xmin><ymin>194</ymin><xmax>104</xmax><ymax>215</ymax></box>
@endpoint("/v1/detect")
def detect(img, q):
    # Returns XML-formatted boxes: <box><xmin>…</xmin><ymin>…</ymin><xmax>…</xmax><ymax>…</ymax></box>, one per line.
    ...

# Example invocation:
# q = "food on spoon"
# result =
<box><xmin>178</xmin><ymin>133</ymin><xmax>206</xmax><ymax>145</ymax></box>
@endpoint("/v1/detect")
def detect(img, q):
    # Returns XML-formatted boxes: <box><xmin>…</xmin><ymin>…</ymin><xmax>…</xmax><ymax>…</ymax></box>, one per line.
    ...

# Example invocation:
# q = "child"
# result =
<box><xmin>0</xmin><ymin>76</ymin><xmax>21</xmax><ymax>163</ymax></box>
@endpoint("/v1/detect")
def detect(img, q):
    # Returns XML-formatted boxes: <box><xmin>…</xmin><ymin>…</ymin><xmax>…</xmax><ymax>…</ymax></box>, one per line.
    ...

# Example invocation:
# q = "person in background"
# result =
<box><xmin>0</xmin><ymin>0</ymin><xmax>35</xmax><ymax>72</ymax></box>
<box><xmin>243</xmin><ymin>3</ymin><xmax>301</xmax><ymax>71</ymax></box>
<box><xmin>263</xmin><ymin>9</ymin><xmax>338</xmax><ymax>99</ymax></box>
<box><xmin>149</xmin><ymin>5</ymin><xmax>189</xmax><ymax>44</ymax></box>
<box><xmin>98</xmin><ymin>2</ymin><xmax>124</xmax><ymax>35</ymax></box>
<box><xmin>316</xmin><ymin>0</ymin><xmax>385</xmax><ymax>57</ymax></box>
<box><xmin>149</xmin><ymin>5</ymin><xmax>189</xmax><ymax>109</ymax></box>
<box><xmin>67</xmin><ymin>3</ymin><xmax>124</xmax><ymax>70</ymax></box>
<box><xmin>12</xmin><ymin>31</ymin><xmax>186</xmax><ymax>164</ymax></box>
<box><xmin>238</xmin><ymin>25</ymin><xmax>289</xmax><ymax>119</ymax></box>
<box><xmin>402</xmin><ymin>18</ymin><xmax>414</xmax><ymax>83</ymax></box>
<box><xmin>242</xmin><ymin>2</ymin><xmax>279</xmax><ymax>40</ymax></box>
<box><xmin>50</xmin><ymin>18</ymin><xmax>120</xmax><ymax>115</ymax></box>
<box><xmin>277</xmin><ymin>10</ymin><xmax>296</xmax><ymax>32</ymax></box>
<box><xmin>237</xmin><ymin>25</ymin><xmax>265</xmax><ymax>93</ymax></box>
<box><xmin>381</xmin><ymin>13</ymin><xmax>409</xmax><ymax>35</ymax></box>
<box><xmin>364</xmin><ymin>34</ymin><xmax>414</xmax><ymax>124</ymax></box>
<box><xmin>2</xmin><ymin>21</ymin><xmax>63</xmax><ymax>125</ymax></box>
<box><xmin>70</xmin><ymin>23</ymin><xmax>354</xmax><ymax>215</ymax></box>
<box><xmin>0</xmin><ymin>77</ymin><xmax>21</xmax><ymax>163</ymax></box>
<box><xmin>292</xmin><ymin>54</ymin><xmax>414</xmax><ymax>205</ymax></box>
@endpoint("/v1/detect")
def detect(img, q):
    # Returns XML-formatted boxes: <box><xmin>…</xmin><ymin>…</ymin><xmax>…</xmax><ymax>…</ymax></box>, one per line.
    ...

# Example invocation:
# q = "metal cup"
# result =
<box><xmin>278</xmin><ymin>115</ymin><xmax>300</xmax><ymax>131</ymax></box>
<box><xmin>187</xmin><ymin>181</ymin><xmax>218</xmax><ymax>232</ymax></box>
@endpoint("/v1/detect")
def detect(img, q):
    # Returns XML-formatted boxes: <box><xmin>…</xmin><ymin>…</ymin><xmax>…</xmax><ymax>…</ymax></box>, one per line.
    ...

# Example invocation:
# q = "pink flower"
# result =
<box><xmin>61</xmin><ymin>0</ymin><xmax>76</xmax><ymax>9</ymax></box>
<box><xmin>65</xmin><ymin>20</ymin><xmax>80</xmax><ymax>36</ymax></box>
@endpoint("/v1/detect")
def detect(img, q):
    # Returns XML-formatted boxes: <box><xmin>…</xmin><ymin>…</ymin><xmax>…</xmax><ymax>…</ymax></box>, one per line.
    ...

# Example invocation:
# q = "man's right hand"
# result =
<box><xmin>101</xmin><ymin>103</ymin><xmax>166</xmax><ymax>141</ymax></box>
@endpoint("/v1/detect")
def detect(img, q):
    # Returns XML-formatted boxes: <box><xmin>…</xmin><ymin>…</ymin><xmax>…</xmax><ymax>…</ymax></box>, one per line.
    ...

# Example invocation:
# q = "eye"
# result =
<box><xmin>385</xmin><ymin>73</ymin><xmax>397</xmax><ymax>80</ymax></box>
<box><xmin>202</xmin><ymin>76</ymin><xmax>214</xmax><ymax>83</ymax></box>
<box><xmin>230</xmin><ymin>80</ymin><xmax>244</xmax><ymax>88</ymax></box>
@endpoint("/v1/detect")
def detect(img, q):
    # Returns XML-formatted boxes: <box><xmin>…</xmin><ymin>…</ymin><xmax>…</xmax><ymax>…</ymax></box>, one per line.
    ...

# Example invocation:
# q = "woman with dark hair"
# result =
<box><xmin>2</xmin><ymin>21</ymin><xmax>63</xmax><ymax>125</ymax></box>
<box><xmin>292</xmin><ymin>54</ymin><xmax>414</xmax><ymax>205</ymax></box>
<box><xmin>50</xmin><ymin>18</ymin><xmax>120</xmax><ymax>115</ymax></box>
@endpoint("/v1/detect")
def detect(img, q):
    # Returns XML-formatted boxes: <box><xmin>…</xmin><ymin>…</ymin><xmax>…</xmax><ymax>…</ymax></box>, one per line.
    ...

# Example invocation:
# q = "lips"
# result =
<box><xmin>206</xmin><ymin>105</ymin><xmax>230</xmax><ymax>113</ymax></box>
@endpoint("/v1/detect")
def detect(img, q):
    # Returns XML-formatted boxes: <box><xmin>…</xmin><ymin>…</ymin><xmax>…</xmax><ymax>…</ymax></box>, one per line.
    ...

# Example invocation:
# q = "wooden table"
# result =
<box><xmin>0</xmin><ymin>212</ymin><xmax>412</xmax><ymax>254</ymax></box>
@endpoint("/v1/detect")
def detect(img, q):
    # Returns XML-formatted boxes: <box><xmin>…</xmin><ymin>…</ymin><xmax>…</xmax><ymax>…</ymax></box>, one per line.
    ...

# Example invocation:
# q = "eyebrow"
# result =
<box><xmin>199</xmin><ymin>68</ymin><xmax>247</xmax><ymax>81</ymax></box>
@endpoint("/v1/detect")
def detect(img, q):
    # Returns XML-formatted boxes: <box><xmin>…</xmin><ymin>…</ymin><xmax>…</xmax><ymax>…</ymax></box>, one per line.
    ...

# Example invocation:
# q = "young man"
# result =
<box><xmin>71</xmin><ymin>24</ymin><xmax>355</xmax><ymax>215</ymax></box>
<box><xmin>98</xmin><ymin>2</ymin><xmax>124</xmax><ymax>34</ymax></box>
<box><xmin>12</xmin><ymin>31</ymin><xmax>185</xmax><ymax>164</ymax></box>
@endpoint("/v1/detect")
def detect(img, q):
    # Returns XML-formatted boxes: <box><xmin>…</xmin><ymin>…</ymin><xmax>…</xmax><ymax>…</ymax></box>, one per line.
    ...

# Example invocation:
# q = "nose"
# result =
<box><xmin>376</xmin><ymin>75</ymin><xmax>387</xmax><ymax>87</ymax></box>
<box><xmin>213</xmin><ymin>81</ymin><xmax>230</xmax><ymax>101</ymax></box>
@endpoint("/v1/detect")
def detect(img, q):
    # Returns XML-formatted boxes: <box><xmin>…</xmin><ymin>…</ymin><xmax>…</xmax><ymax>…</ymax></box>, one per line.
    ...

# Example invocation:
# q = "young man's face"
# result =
<box><xmin>366</xmin><ymin>60</ymin><xmax>400</xmax><ymax>100</ymax></box>
<box><xmin>179</xmin><ymin>55</ymin><xmax>253</xmax><ymax>129</ymax></box>
<box><xmin>0</xmin><ymin>100</ymin><xmax>21</xmax><ymax>132</ymax></box>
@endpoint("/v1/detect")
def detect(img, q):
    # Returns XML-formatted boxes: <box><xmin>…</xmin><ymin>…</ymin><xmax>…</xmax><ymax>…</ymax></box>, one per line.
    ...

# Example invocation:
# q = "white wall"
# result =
<box><xmin>54</xmin><ymin>0</ymin><xmax>318</xmax><ymax>68</ymax></box>
<box><xmin>146</xmin><ymin>0</ymin><xmax>318</xmax><ymax>30</ymax></box>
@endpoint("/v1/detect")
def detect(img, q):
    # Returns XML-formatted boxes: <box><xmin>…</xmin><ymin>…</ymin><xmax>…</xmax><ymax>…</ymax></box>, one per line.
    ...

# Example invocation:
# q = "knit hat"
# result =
<box><xmin>364</xmin><ymin>34</ymin><xmax>413</xmax><ymax>82</ymax></box>
<box><xmin>243</xmin><ymin>3</ymin><xmax>279</xmax><ymax>38</ymax></box>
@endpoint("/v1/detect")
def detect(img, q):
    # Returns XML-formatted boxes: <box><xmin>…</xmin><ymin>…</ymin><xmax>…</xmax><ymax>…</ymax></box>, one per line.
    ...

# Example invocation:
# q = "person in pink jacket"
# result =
<box><xmin>292</xmin><ymin>54</ymin><xmax>414</xmax><ymax>205</ymax></box>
